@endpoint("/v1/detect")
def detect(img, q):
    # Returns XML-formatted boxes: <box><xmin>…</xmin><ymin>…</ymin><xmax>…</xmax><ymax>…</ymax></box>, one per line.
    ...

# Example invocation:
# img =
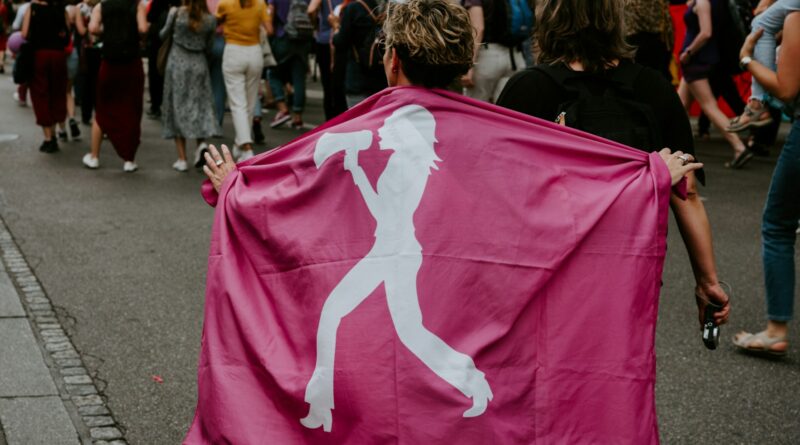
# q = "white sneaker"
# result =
<box><xmin>172</xmin><ymin>159</ymin><xmax>188</xmax><ymax>172</ymax></box>
<box><xmin>82</xmin><ymin>154</ymin><xmax>99</xmax><ymax>169</ymax></box>
<box><xmin>237</xmin><ymin>149</ymin><xmax>254</xmax><ymax>162</ymax></box>
<box><xmin>193</xmin><ymin>142</ymin><xmax>209</xmax><ymax>168</ymax></box>
<box><xmin>232</xmin><ymin>145</ymin><xmax>242</xmax><ymax>159</ymax></box>
<box><xmin>13</xmin><ymin>92</ymin><xmax>26</xmax><ymax>107</ymax></box>
<box><xmin>123</xmin><ymin>161</ymin><xmax>138</xmax><ymax>172</ymax></box>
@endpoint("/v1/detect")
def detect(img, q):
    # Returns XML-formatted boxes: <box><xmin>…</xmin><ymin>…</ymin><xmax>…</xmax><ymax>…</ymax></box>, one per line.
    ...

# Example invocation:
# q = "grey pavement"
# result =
<box><xmin>0</xmin><ymin>245</ymin><xmax>79</xmax><ymax>444</ymax></box>
<box><xmin>0</xmin><ymin>65</ymin><xmax>799</xmax><ymax>444</ymax></box>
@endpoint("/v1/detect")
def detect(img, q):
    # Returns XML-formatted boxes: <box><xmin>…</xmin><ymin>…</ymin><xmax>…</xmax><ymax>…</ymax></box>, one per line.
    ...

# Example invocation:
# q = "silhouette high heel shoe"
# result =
<box><xmin>300</xmin><ymin>404</ymin><xmax>333</xmax><ymax>432</ymax></box>
<box><xmin>463</xmin><ymin>375</ymin><xmax>493</xmax><ymax>418</ymax></box>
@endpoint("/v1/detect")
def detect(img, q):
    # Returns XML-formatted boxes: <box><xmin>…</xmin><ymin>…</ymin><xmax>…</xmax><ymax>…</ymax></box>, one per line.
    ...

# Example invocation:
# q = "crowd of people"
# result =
<box><xmin>0</xmin><ymin>0</ymin><xmax>797</xmax><ymax>355</ymax></box>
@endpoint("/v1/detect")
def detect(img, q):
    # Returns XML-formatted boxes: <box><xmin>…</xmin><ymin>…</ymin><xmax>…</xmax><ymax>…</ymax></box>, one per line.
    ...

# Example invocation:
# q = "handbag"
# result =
<box><xmin>13</xmin><ymin>43</ymin><xmax>34</xmax><ymax>84</ymax></box>
<box><xmin>260</xmin><ymin>28</ymin><xmax>277</xmax><ymax>68</ymax></box>
<box><xmin>156</xmin><ymin>32</ymin><xmax>173</xmax><ymax>76</ymax></box>
<box><xmin>156</xmin><ymin>8</ymin><xmax>176</xmax><ymax>76</ymax></box>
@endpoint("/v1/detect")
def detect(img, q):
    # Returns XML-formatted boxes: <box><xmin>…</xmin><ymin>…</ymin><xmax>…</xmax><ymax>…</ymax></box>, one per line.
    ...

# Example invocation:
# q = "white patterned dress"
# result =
<box><xmin>160</xmin><ymin>8</ymin><xmax>221</xmax><ymax>139</ymax></box>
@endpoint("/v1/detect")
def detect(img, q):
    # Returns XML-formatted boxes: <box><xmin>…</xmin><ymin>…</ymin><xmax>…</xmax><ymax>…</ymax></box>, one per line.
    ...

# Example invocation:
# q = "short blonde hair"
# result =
<box><xmin>384</xmin><ymin>0</ymin><xmax>474</xmax><ymax>88</ymax></box>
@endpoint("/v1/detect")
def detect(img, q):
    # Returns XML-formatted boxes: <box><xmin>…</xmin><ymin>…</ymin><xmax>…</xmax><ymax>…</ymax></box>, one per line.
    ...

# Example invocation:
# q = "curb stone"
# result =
<box><xmin>0</xmin><ymin>216</ymin><xmax>128</xmax><ymax>445</ymax></box>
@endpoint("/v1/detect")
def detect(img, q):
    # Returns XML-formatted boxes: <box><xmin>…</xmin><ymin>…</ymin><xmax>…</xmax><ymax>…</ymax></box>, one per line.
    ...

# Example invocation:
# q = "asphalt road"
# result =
<box><xmin>0</xmin><ymin>72</ymin><xmax>798</xmax><ymax>444</ymax></box>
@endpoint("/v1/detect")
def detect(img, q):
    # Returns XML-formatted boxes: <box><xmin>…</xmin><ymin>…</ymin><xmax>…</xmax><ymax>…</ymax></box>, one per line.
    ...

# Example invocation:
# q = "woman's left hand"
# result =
<box><xmin>203</xmin><ymin>144</ymin><xmax>237</xmax><ymax>193</ymax></box>
<box><xmin>659</xmin><ymin>148</ymin><xmax>703</xmax><ymax>186</ymax></box>
<box><xmin>740</xmin><ymin>27</ymin><xmax>764</xmax><ymax>60</ymax></box>
<box><xmin>695</xmin><ymin>282</ymin><xmax>731</xmax><ymax>327</ymax></box>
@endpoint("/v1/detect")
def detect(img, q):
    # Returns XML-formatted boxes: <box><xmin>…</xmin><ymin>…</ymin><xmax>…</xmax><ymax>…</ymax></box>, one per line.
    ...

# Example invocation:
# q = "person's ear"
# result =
<box><xmin>391</xmin><ymin>48</ymin><xmax>401</xmax><ymax>74</ymax></box>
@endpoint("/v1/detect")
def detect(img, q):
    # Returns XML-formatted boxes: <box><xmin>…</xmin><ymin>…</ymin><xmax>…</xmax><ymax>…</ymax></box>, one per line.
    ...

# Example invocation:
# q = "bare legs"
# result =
<box><xmin>90</xmin><ymin>120</ymin><xmax>102</xmax><ymax>159</ymax></box>
<box><xmin>172</xmin><ymin>138</ymin><xmax>206</xmax><ymax>171</ymax></box>
<box><xmin>42</xmin><ymin>126</ymin><xmax>55</xmax><ymax>142</ymax></box>
<box><xmin>679</xmin><ymin>78</ymin><xmax>747</xmax><ymax>159</ymax></box>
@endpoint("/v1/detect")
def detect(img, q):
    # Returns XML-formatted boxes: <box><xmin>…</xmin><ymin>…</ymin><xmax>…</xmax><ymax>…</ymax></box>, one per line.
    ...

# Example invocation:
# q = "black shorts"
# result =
<box><xmin>681</xmin><ymin>62</ymin><xmax>713</xmax><ymax>82</ymax></box>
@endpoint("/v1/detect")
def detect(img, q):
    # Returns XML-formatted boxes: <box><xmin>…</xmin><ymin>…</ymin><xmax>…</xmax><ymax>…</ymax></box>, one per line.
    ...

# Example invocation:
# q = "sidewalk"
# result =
<box><xmin>0</xmin><ymin>216</ymin><xmax>123</xmax><ymax>445</ymax></box>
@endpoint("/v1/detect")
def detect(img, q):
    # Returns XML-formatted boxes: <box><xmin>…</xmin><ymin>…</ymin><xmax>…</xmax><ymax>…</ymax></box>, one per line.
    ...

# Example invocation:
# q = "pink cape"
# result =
<box><xmin>185</xmin><ymin>87</ymin><xmax>671</xmax><ymax>444</ymax></box>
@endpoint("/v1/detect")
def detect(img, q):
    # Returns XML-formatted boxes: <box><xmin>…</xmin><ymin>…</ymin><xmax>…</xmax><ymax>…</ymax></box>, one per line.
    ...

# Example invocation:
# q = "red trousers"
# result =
<box><xmin>30</xmin><ymin>49</ymin><xmax>67</xmax><ymax>127</ymax></box>
<box><xmin>96</xmin><ymin>59</ymin><xmax>144</xmax><ymax>162</ymax></box>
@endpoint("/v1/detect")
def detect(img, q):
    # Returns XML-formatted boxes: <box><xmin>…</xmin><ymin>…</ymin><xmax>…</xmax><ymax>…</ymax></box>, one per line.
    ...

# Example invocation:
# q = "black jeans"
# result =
<box><xmin>315</xmin><ymin>42</ymin><xmax>347</xmax><ymax>121</ymax></box>
<box><xmin>79</xmin><ymin>47</ymin><xmax>101</xmax><ymax>123</ymax></box>
<box><xmin>147</xmin><ymin>39</ymin><xmax>164</xmax><ymax>114</ymax></box>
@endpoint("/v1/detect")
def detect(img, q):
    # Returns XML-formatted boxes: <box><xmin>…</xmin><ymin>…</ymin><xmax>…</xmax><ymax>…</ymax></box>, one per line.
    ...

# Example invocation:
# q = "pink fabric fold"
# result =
<box><xmin>187</xmin><ymin>87</ymin><xmax>671</xmax><ymax>444</ymax></box>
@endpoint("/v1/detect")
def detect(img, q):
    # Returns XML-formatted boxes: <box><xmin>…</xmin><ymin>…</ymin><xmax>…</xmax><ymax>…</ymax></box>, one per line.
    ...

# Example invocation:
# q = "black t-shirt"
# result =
<box><xmin>496</xmin><ymin>61</ymin><xmax>704</xmax><ymax>184</ymax></box>
<box><xmin>332</xmin><ymin>0</ymin><xmax>386</xmax><ymax>95</ymax></box>
<box><xmin>28</xmin><ymin>3</ymin><xmax>68</xmax><ymax>51</ymax></box>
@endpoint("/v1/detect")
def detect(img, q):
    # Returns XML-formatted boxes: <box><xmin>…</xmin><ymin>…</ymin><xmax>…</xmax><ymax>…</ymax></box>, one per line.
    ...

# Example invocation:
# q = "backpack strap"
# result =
<box><xmin>533</xmin><ymin>64</ymin><xmax>590</xmax><ymax>98</ymax></box>
<box><xmin>533</xmin><ymin>62</ymin><xmax>644</xmax><ymax>99</ymax></box>
<box><xmin>604</xmin><ymin>62</ymin><xmax>644</xmax><ymax>98</ymax></box>
<box><xmin>354</xmin><ymin>0</ymin><xmax>378</xmax><ymax>22</ymax></box>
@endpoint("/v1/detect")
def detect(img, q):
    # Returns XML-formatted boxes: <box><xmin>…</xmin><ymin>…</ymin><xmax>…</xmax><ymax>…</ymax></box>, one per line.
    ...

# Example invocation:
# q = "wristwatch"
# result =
<box><xmin>740</xmin><ymin>56</ymin><xmax>753</xmax><ymax>69</ymax></box>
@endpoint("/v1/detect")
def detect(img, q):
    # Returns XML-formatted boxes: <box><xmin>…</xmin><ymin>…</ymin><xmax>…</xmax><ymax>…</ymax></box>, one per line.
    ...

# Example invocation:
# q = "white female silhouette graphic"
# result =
<box><xmin>300</xmin><ymin>105</ymin><xmax>493</xmax><ymax>432</ymax></box>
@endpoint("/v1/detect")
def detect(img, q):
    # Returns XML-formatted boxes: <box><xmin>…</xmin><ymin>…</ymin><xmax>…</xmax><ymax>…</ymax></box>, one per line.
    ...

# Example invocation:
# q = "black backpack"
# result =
<box><xmin>716</xmin><ymin>0</ymin><xmax>754</xmax><ymax>74</ymax></box>
<box><xmin>284</xmin><ymin>0</ymin><xmax>315</xmax><ymax>41</ymax></box>
<box><xmin>485</xmin><ymin>0</ymin><xmax>534</xmax><ymax>47</ymax></box>
<box><xmin>727</xmin><ymin>0</ymin><xmax>755</xmax><ymax>47</ymax></box>
<box><xmin>352</xmin><ymin>0</ymin><xmax>385</xmax><ymax>76</ymax></box>
<box><xmin>535</xmin><ymin>63</ymin><xmax>663</xmax><ymax>151</ymax></box>
<box><xmin>101</xmin><ymin>0</ymin><xmax>140</xmax><ymax>63</ymax></box>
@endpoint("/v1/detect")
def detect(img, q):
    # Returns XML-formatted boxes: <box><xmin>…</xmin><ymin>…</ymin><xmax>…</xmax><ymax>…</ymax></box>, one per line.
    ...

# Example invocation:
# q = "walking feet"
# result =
<box><xmin>725</xmin><ymin>148</ymin><xmax>754</xmax><ymax>169</ymax></box>
<box><xmin>733</xmin><ymin>331</ymin><xmax>788</xmax><ymax>357</ymax></box>
<box><xmin>463</xmin><ymin>373</ymin><xmax>494</xmax><ymax>418</ymax></box>
<box><xmin>69</xmin><ymin>119</ymin><xmax>81</xmax><ymax>140</ymax></box>
<box><xmin>82</xmin><ymin>153</ymin><xmax>99</xmax><ymax>169</ymax></box>
<box><xmin>193</xmin><ymin>142</ymin><xmax>209</xmax><ymax>168</ymax></box>
<box><xmin>270</xmin><ymin>110</ymin><xmax>291</xmax><ymax>128</ymax></box>
<box><xmin>172</xmin><ymin>159</ymin><xmax>188</xmax><ymax>172</ymax></box>
<box><xmin>300</xmin><ymin>405</ymin><xmax>333</xmax><ymax>432</ymax></box>
<box><xmin>39</xmin><ymin>139</ymin><xmax>59</xmax><ymax>154</ymax></box>
<box><xmin>252</xmin><ymin>118</ymin><xmax>265</xmax><ymax>144</ymax></box>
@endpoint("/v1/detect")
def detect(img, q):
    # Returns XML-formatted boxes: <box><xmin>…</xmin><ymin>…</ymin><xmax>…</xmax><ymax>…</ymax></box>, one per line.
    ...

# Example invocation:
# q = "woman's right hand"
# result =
<box><xmin>203</xmin><ymin>145</ymin><xmax>237</xmax><ymax>192</ymax></box>
<box><xmin>659</xmin><ymin>148</ymin><xmax>703</xmax><ymax>186</ymax></box>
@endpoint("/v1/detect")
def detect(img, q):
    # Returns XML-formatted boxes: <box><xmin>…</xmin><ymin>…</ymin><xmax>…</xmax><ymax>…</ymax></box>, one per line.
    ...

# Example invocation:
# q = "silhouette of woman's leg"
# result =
<box><xmin>384</xmin><ymin>255</ymin><xmax>492</xmax><ymax>417</ymax></box>
<box><xmin>301</xmin><ymin>257</ymin><xmax>384</xmax><ymax>431</ymax></box>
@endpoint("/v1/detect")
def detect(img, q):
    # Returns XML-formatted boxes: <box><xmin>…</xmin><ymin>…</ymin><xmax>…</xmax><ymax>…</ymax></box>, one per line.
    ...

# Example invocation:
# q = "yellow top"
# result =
<box><xmin>216</xmin><ymin>0</ymin><xmax>270</xmax><ymax>46</ymax></box>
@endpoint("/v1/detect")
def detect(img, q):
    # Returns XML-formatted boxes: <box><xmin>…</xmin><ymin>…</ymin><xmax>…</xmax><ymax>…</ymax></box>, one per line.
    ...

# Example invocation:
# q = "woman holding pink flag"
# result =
<box><xmin>192</xmin><ymin>1</ymin><xmax>707</xmax><ymax>441</ymax></box>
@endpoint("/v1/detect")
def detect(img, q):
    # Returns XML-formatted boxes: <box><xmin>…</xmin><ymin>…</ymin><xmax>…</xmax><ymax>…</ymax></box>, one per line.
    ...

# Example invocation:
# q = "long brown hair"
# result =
<box><xmin>535</xmin><ymin>0</ymin><xmax>635</xmax><ymax>73</ymax></box>
<box><xmin>184</xmin><ymin>0</ymin><xmax>209</xmax><ymax>32</ymax></box>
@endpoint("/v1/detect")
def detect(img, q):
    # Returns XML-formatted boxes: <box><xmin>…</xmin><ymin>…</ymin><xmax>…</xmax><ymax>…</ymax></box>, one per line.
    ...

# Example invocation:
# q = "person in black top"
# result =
<box><xmin>83</xmin><ymin>0</ymin><xmax>148</xmax><ymax>172</ymax></box>
<box><xmin>22</xmin><ymin>0</ymin><xmax>70</xmax><ymax>153</ymax></box>
<box><xmin>146</xmin><ymin>0</ymin><xmax>179</xmax><ymax>119</ymax></box>
<box><xmin>329</xmin><ymin>0</ymin><xmax>386</xmax><ymax>108</ymax></box>
<box><xmin>497</xmin><ymin>0</ymin><xmax>730</xmax><ymax>331</ymax></box>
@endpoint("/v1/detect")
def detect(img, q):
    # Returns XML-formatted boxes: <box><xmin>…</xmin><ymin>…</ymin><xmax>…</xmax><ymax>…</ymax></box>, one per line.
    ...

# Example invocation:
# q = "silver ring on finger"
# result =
<box><xmin>677</xmin><ymin>154</ymin><xmax>690</xmax><ymax>166</ymax></box>
<box><xmin>215</xmin><ymin>159</ymin><xmax>224</xmax><ymax>166</ymax></box>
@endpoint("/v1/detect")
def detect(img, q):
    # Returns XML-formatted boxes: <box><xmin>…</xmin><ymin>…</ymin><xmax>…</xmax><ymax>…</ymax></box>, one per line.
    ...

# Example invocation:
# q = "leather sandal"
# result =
<box><xmin>725</xmin><ymin>149</ymin><xmax>754</xmax><ymax>169</ymax></box>
<box><xmin>732</xmin><ymin>331</ymin><xmax>788</xmax><ymax>357</ymax></box>
<box><xmin>727</xmin><ymin>106</ymin><xmax>773</xmax><ymax>133</ymax></box>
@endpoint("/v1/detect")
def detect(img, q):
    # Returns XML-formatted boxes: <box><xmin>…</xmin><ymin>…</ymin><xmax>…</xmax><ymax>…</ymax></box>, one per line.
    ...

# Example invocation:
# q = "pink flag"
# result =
<box><xmin>184</xmin><ymin>87</ymin><xmax>671</xmax><ymax>444</ymax></box>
